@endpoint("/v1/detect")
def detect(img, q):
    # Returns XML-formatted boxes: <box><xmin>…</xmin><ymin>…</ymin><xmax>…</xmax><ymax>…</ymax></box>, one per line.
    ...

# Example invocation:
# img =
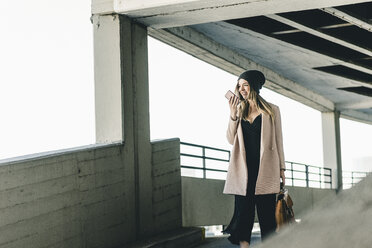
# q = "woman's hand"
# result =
<box><xmin>229</xmin><ymin>95</ymin><xmax>239</xmax><ymax>119</ymax></box>
<box><xmin>280</xmin><ymin>170</ymin><xmax>286</xmax><ymax>186</ymax></box>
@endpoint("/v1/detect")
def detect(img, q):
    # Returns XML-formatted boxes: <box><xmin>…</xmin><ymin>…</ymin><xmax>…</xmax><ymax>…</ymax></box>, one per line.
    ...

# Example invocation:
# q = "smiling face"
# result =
<box><xmin>237</xmin><ymin>78</ymin><xmax>250</xmax><ymax>100</ymax></box>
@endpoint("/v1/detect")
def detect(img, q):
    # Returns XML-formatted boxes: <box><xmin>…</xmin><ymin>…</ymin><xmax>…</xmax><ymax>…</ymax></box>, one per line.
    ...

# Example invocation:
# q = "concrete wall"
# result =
<box><xmin>0</xmin><ymin>143</ymin><xmax>135</xmax><ymax>248</ymax></box>
<box><xmin>0</xmin><ymin>138</ymin><xmax>184</xmax><ymax>247</ymax></box>
<box><xmin>182</xmin><ymin>177</ymin><xmax>234</xmax><ymax>226</ymax></box>
<box><xmin>182</xmin><ymin>177</ymin><xmax>337</xmax><ymax>227</ymax></box>
<box><xmin>284</xmin><ymin>185</ymin><xmax>337</xmax><ymax>217</ymax></box>
<box><xmin>151</xmin><ymin>138</ymin><xmax>182</xmax><ymax>234</ymax></box>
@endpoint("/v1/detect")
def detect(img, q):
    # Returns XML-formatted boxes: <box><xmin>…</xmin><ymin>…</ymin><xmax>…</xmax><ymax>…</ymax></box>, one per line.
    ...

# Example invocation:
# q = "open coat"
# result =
<box><xmin>223</xmin><ymin>102</ymin><xmax>286</xmax><ymax>196</ymax></box>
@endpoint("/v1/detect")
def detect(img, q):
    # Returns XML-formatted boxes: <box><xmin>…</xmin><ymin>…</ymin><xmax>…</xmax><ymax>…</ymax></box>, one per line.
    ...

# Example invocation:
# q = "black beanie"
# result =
<box><xmin>238</xmin><ymin>70</ymin><xmax>265</xmax><ymax>94</ymax></box>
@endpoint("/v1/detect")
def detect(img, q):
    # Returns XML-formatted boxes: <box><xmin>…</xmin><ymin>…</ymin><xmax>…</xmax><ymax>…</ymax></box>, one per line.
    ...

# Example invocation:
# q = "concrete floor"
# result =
<box><xmin>196</xmin><ymin>234</ymin><xmax>261</xmax><ymax>247</ymax></box>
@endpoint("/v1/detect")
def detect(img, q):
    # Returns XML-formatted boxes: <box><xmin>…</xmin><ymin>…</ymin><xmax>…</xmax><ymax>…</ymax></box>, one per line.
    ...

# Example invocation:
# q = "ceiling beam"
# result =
<box><xmin>220</xmin><ymin>20</ymin><xmax>372</xmax><ymax>91</ymax></box>
<box><xmin>266</xmin><ymin>14</ymin><xmax>372</xmax><ymax>57</ymax></box>
<box><xmin>319</xmin><ymin>23</ymin><xmax>353</xmax><ymax>29</ymax></box>
<box><xmin>321</xmin><ymin>7</ymin><xmax>372</xmax><ymax>33</ymax></box>
<box><xmin>271</xmin><ymin>23</ymin><xmax>354</xmax><ymax>33</ymax></box>
<box><xmin>91</xmin><ymin>0</ymin><xmax>371</xmax><ymax>28</ymax></box>
<box><xmin>148</xmin><ymin>26</ymin><xmax>335</xmax><ymax>112</ymax></box>
<box><xmin>272</xmin><ymin>29</ymin><xmax>302</xmax><ymax>35</ymax></box>
<box><xmin>341</xmin><ymin>109</ymin><xmax>372</xmax><ymax>125</ymax></box>
<box><xmin>336</xmin><ymin>99</ymin><xmax>372</xmax><ymax>110</ymax></box>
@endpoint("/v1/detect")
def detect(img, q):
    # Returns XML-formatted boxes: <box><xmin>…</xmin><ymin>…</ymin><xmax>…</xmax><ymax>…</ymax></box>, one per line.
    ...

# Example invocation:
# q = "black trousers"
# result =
<box><xmin>225</xmin><ymin>193</ymin><xmax>277</xmax><ymax>245</ymax></box>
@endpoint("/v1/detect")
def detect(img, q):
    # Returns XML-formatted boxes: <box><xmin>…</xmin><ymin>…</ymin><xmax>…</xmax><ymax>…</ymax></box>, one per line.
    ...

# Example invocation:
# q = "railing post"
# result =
<box><xmin>319</xmin><ymin>167</ymin><xmax>322</xmax><ymax>188</ymax></box>
<box><xmin>351</xmin><ymin>172</ymin><xmax>354</xmax><ymax>186</ymax></box>
<box><xmin>305</xmin><ymin>165</ymin><xmax>309</xmax><ymax>187</ymax></box>
<box><xmin>202</xmin><ymin>147</ymin><xmax>206</xmax><ymax>179</ymax></box>
<box><xmin>291</xmin><ymin>162</ymin><xmax>294</xmax><ymax>186</ymax></box>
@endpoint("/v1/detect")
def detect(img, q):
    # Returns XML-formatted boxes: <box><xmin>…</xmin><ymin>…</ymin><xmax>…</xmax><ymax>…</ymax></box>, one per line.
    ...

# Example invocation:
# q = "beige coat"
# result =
<box><xmin>223</xmin><ymin>102</ymin><xmax>286</xmax><ymax>196</ymax></box>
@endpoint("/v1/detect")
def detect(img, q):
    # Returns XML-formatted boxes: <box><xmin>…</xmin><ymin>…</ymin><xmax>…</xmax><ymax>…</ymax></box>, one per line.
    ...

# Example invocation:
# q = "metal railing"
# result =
<box><xmin>284</xmin><ymin>161</ymin><xmax>332</xmax><ymax>189</ymax></box>
<box><xmin>343</xmin><ymin>170</ymin><xmax>370</xmax><ymax>188</ymax></box>
<box><xmin>180</xmin><ymin>142</ymin><xmax>230</xmax><ymax>179</ymax></box>
<box><xmin>180</xmin><ymin>142</ymin><xmax>332</xmax><ymax>189</ymax></box>
<box><xmin>180</xmin><ymin>142</ymin><xmax>372</xmax><ymax>189</ymax></box>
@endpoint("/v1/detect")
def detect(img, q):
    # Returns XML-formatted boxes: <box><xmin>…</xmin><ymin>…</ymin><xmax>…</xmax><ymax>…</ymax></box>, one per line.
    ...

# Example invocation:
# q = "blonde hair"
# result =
<box><xmin>234</xmin><ymin>82</ymin><xmax>275</xmax><ymax>122</ymax></box>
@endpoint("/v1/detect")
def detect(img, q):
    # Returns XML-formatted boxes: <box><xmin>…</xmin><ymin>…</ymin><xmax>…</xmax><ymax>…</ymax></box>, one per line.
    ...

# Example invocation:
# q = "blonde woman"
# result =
<box><xmin>222</xmin><ymin>70</ymin><xmax>286</xmax><ymax>248</ymax></box>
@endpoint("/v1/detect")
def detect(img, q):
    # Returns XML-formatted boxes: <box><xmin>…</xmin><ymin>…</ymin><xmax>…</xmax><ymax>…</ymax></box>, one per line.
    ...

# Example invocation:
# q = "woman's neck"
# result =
<box><xmin>248</xmin><ymin>100</ymin><xmax>258</xmax><ymax>111</ymax></box>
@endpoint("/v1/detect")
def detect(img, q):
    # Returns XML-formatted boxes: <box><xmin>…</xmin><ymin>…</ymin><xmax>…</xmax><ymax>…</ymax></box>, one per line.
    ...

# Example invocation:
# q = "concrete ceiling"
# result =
<box><xmin>92</xmin><ymin>0</ymin><xmax>372</xmax><ymax>124</ymax></box>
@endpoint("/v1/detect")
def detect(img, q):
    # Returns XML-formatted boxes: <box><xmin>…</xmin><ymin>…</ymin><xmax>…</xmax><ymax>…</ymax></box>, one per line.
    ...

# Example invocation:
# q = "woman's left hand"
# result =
<box><xmin>280</xmin><ymin>170</ymin><xmax>286</xmax><ymax>186</ymax></box>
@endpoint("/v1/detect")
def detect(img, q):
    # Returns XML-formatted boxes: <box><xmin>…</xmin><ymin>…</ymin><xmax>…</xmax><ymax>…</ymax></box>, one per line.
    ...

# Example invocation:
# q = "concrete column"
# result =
<box><xmin>93</xmin><ymin>14</ymin><xmax>153</xmax><ymax>240</ymax></box>
<box><xmin>93</xmin><ymin>14</ymin><xmax>123</xmax><ymax>143</ymax></box>
<box><xmin>120</xmin><ymin>15</ymin><xmax>153</xmax><ymax>239</ymax></box>
<box><xmin>321</xmin><ymin>111</ymin><xmax>343</xmax><ymax>191</ymax></box>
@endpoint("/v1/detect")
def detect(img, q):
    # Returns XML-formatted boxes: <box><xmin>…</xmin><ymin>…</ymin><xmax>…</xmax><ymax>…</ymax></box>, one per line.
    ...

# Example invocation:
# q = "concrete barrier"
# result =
<box><xmin>0</xmin><ymin>142</ymin><xmax>135</xmax><ymax>248</ymax></box>
<box><xmin>0</xmin><ymin>138</ymin><xmax>185</xmax><ymax>247</ymax></box>
<box><xmin>151</xmin><ymin>138</ymin><xmax>182</xmax><ymax>234</ymax></box>
<box><xmin>181</xmin><ymin>177</ymin><xmax>336</xmax><ymax>227</ymax></box>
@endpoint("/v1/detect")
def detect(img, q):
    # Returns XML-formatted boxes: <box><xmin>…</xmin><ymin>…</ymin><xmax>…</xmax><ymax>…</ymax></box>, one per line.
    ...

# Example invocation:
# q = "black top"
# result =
<box><xmin>221</xmin><ymin>113</ymin><xmax>263</xmax><ymax>242</ymax></box>
<box><xmin>241</xmin><ymin>113</ymin><xmax>262</xmax><ymax>196</ymax></box>
<box><xmin>222</xmin><ymin>114</ymin><xmax>262</xmax><ymax>241</ymax></box>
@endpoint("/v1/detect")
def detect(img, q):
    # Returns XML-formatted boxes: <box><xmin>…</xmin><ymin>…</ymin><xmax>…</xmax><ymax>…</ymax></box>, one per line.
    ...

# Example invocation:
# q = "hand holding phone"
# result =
<box><xmin>226</xmin><ymin>90</ymin><xmax>239</xmax><ymax>118</ymax></box>
<box><xmin>225</xmin><ymin>90</ymin><xmax>239</xmax><ymax>102</ymax></box>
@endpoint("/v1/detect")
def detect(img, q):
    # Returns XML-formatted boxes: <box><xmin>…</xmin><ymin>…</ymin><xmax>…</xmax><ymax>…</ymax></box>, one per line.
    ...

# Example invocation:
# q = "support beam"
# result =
<box><xmin>120</xmin><ymin>15</ymin><xmax>153</xmax><ymax>239</ymax></box>
<box><xmin>93</xmin><ymin>14</ymin><xmax>123</xmax><ymax>143</ymax></box>
<box><xmin>321</xmin><ymin>7</ymin><xmax>372</xmax><ymax>32</ymax></box>
<box><xmin>265</xmin><ymin>14</ymin><xmax>372</xmax><ymax>86</ymax></box>
<box><xmin>150</xmin><ymin>22</ymin><xmax>372</xmax><ymax>123</ymax></box>
<box><xmin>93</xmin><ymin>14</ymin><xmax>154</xmax><ymax>240</ymax></box>
<box><xmin>149</xmin><ymin>26</ymin><xmax>335</xmax><ymax>112</ymax></box>
<box><xmin>321</xmin><ymin>111</ymin><xmax>343</xmax><ymax>191</ymax></box>
<box><xmin>92</xmin><ymin>0</ymin><xmax>369</xmax><ymax>28</ymax></box>
<box><xmin>319</xmin><ymin>23</ymin><xmax>353</xmax><ymax>29</ymax></box>
<box><xmin>336</xmin><ymin>99</ymin><xmax>372</xmax><ymax>110</ymax></box>
<box><xmin>340</xmin><ymin>109</ymin><xmax>372</xmax><ymax>125</ymax></box>
<box><xmin>272</xmin><ymin>29</ymin><xmax>302</xmax><ymax>35</ymax></box>
<box><xmin>223</xmin><ymin>19</ymin><xmax>372</xmax><ymax>89</ymax></box>
<box><xmin>266</xmin><ymin>14</ymin><xmax>372</xmax><ymax>57</ymax></box>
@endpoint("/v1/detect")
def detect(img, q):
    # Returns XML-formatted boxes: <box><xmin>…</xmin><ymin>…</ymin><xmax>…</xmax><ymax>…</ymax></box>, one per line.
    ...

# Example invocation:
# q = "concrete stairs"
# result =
<box><xmin>127</xmin><ymin>227</ymin><xmax>205</xmax><ymax>248</ymax></box>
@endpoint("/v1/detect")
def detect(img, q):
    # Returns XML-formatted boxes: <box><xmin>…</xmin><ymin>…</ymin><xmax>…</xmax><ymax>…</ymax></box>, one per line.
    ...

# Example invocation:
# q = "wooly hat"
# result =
<box><xmin>238</xmin><ymin>70</ymin><xmax>265</xmax><ymax>94</ymax></box>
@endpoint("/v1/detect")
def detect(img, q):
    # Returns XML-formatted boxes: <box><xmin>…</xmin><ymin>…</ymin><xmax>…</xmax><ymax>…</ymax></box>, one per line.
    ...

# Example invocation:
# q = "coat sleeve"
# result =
<box><xmin>274</xmin><ymin>106</ymin><xmax>286</xmax><ymax>170</ymax></box>
<box><xmin>226</xmin><ymin>116</ymin><xmax>239</xmax><ymax>145</ymax></box>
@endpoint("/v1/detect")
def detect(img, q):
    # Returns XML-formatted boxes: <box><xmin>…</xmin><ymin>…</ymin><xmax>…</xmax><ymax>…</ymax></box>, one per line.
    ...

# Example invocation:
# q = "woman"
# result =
<box><xmin>222</xmin><ymin>70</ymin><xmax>286</xmax><ymax>248</ymax></box>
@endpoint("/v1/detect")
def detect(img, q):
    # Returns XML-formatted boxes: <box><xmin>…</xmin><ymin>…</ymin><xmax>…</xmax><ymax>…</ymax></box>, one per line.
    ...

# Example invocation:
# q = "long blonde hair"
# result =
<box><xmin>234</xmin><ymin>82</ymin><xmax>275</xmax><ymax>122</ymax></box>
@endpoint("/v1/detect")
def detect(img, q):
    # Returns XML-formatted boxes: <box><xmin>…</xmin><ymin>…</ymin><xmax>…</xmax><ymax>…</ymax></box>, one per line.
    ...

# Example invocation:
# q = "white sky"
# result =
<box><xmin>0</xmin><ymin>0</ymin><xmax>95</xmax><ymax>159</ymax></box>
<box><xmin>0</xmin><ymin>0</ymin><xmax>371</xmax><ymax>173</ymax></box>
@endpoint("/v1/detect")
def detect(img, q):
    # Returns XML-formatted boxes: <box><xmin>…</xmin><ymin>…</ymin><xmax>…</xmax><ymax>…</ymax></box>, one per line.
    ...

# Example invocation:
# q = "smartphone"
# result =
<box><xmin>225</xmin><ymin>90</ymin><xmax>240</xmax><ymax>102</ymax></box>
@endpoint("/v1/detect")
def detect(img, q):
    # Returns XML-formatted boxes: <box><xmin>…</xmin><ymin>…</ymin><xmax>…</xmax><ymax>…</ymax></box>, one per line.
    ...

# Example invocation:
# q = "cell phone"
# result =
<box><xmin>225</xmin><ymin>90</ymin><xmax>239</xmax><ymax>101</ymax></box>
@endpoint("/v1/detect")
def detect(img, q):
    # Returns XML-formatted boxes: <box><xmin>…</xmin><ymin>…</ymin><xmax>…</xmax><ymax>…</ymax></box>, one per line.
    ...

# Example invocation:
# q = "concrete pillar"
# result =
<box><xmin>321</xmin><ymin>111</ymin><xmax>343</xmax><ymax>191</ymax></box>
<box><xmin>93</xmin><ymin>14</ymin><xmax>153</xmax><ymax>239</ymax></box>
<box><xmin>93</xmin><ymin>14</ymin><xmax>123</xmax><ymax>143</ymax></box>
<box><xmin>120</xmin><ymin>15</ymin><xmax>153</xmax><ymax>239</ymax></box>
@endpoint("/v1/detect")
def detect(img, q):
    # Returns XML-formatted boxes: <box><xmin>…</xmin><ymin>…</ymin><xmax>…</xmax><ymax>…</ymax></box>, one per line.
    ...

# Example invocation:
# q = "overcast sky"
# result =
<box><xmin>1</xmin><ymin>0</ymin><xmax>371</xmax><ymax>174</ymax></box>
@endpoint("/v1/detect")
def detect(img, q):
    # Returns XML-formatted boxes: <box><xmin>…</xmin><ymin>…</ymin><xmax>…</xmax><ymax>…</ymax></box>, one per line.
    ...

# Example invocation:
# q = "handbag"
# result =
<box><xmin>275</xmin><ymin>182</ymin><xmax>295</xmax><ymax>232</ymax></box>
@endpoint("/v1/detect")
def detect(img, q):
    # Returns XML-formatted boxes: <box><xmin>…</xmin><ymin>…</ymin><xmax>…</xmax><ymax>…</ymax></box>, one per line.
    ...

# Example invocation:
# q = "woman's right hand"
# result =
<box><xmin>229</xmin><ymin>95</ymin><xmax>239</xmax><ymax>119</ymax></box>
